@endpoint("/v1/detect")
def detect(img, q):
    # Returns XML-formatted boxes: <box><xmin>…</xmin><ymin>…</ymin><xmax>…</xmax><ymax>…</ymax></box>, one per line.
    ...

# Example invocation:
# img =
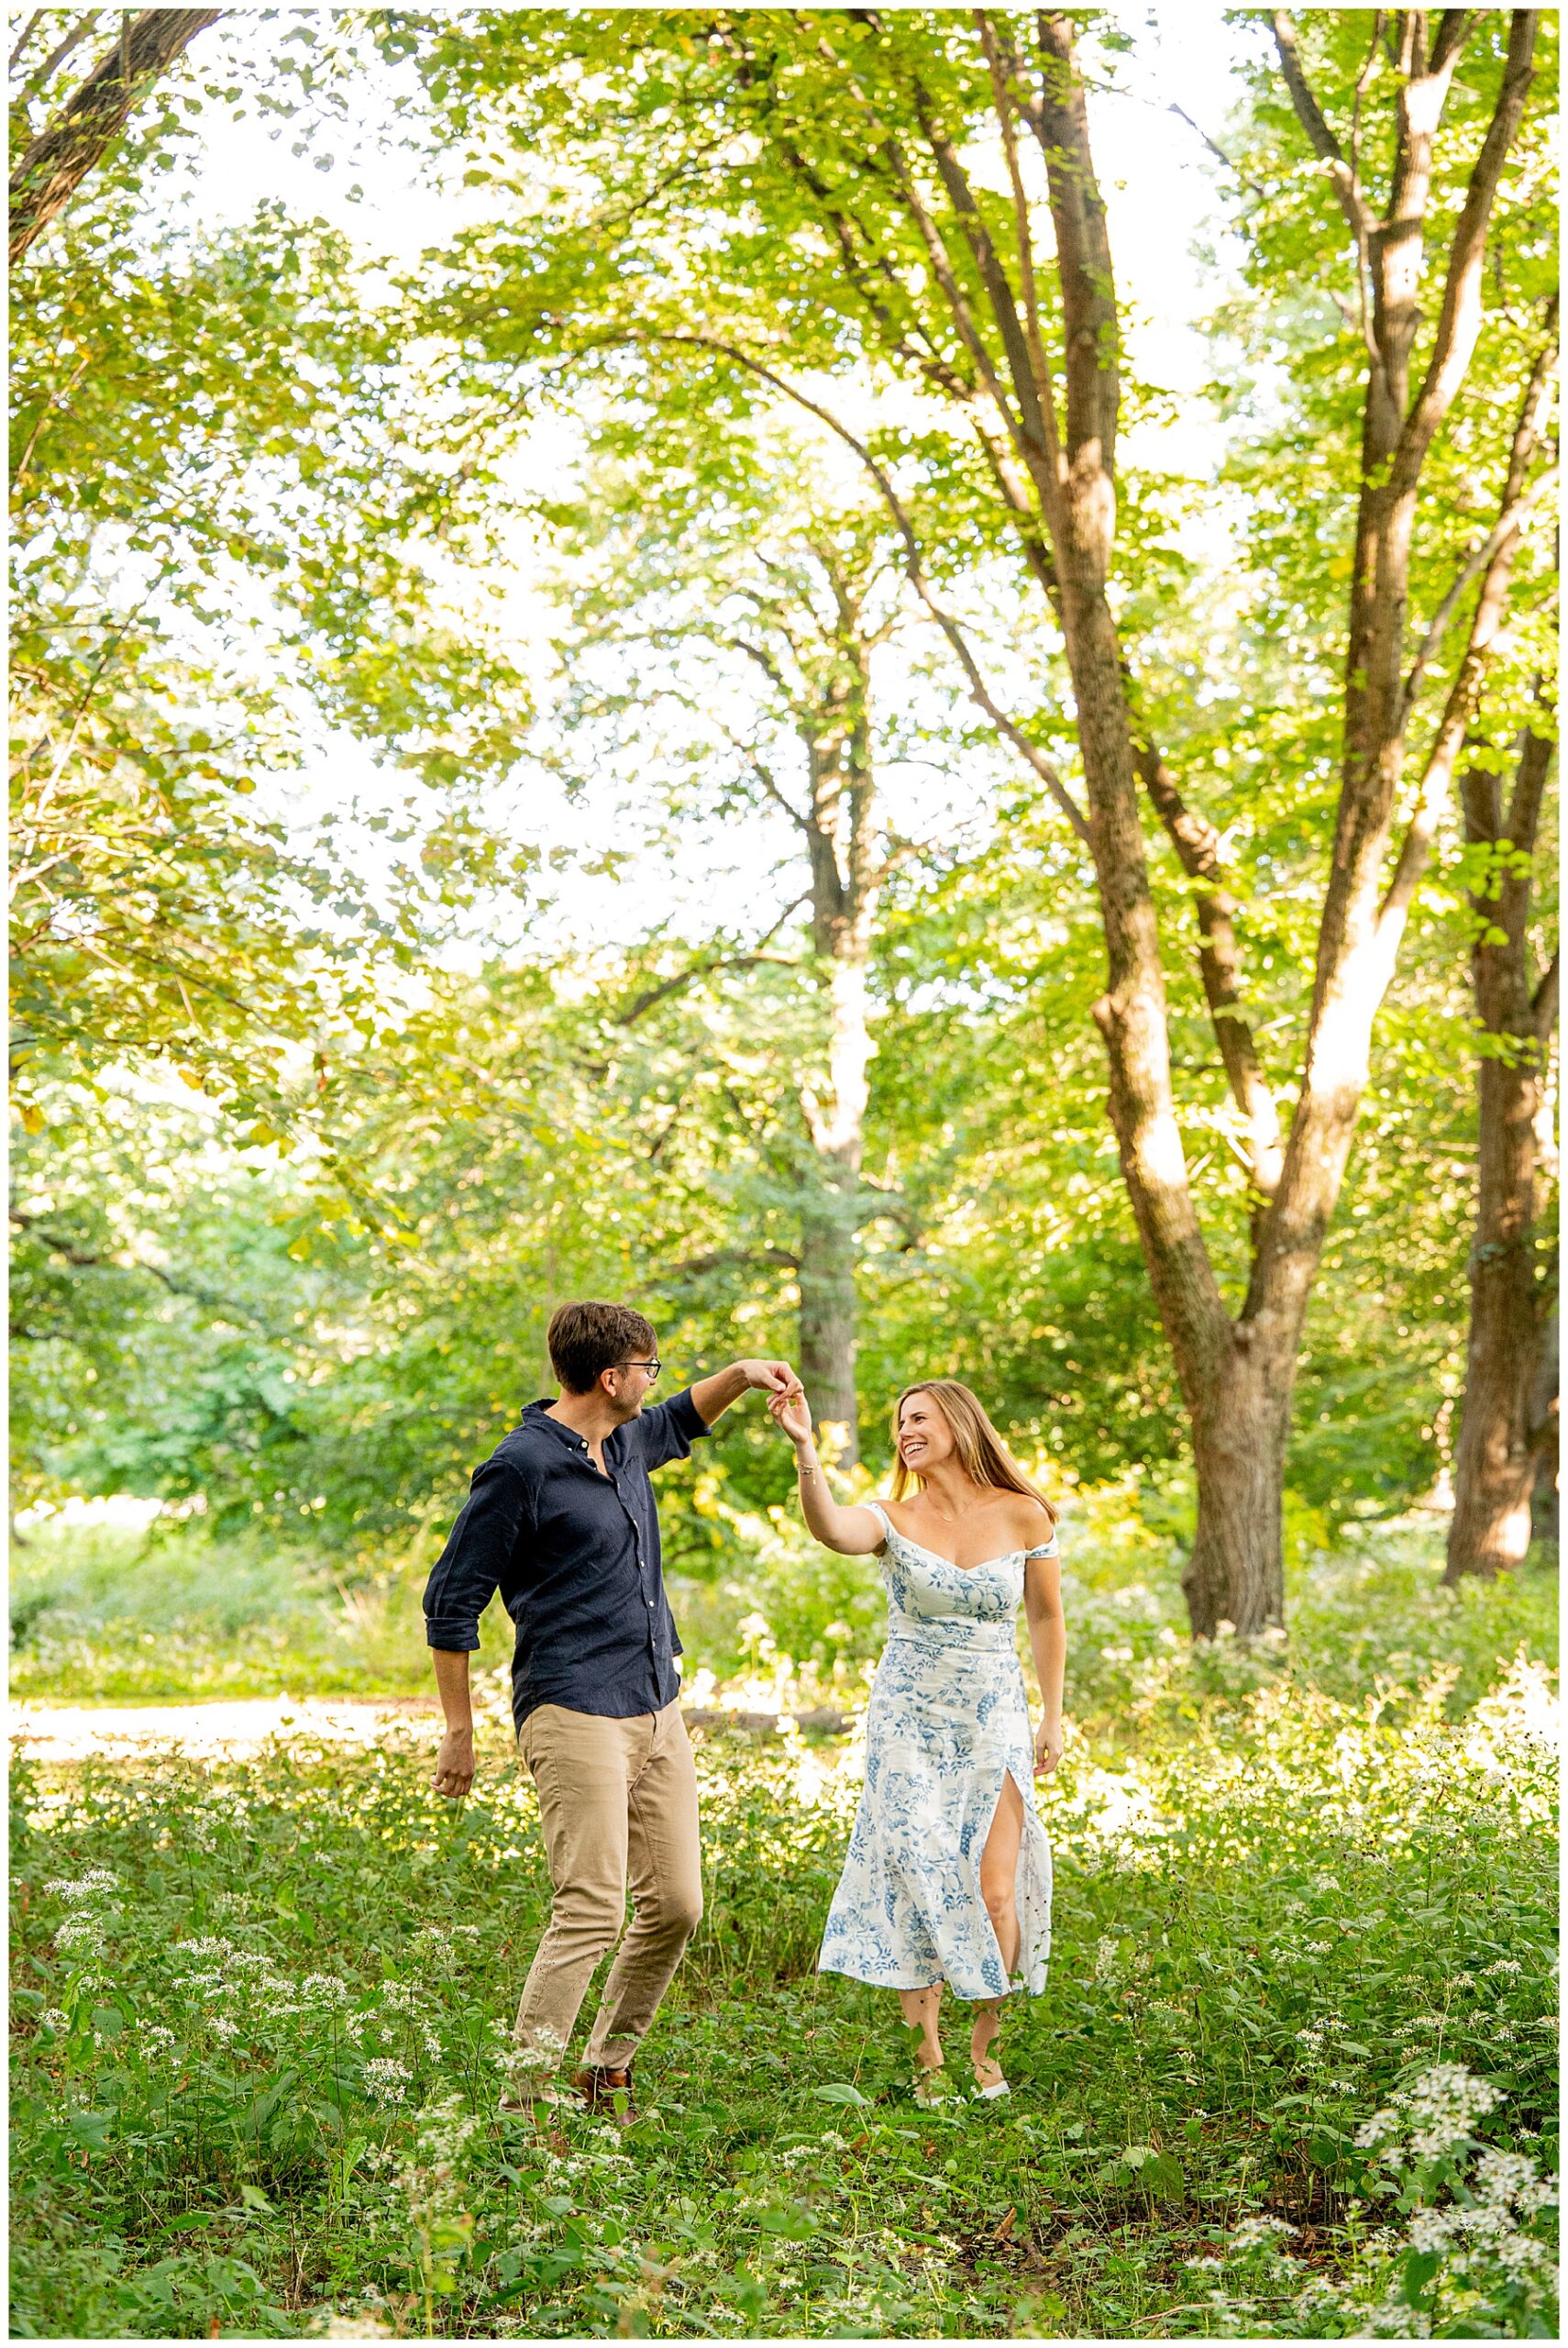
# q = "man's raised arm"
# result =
<box><xmin>688</xmin><ymin>1358</ymin><xmax>801</xmax><ymax>1426</ymax></box>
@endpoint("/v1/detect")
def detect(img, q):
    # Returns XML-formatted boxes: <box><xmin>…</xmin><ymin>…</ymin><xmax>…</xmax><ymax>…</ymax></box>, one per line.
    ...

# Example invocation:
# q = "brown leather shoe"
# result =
<box><xmin>571</xmin><ymin>2063</ymin><xmax>634</xmax><ymax>2121</ymax></box>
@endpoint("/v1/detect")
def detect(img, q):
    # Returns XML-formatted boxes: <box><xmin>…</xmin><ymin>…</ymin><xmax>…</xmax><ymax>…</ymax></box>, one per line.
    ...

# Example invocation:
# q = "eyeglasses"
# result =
<box><xmin>613</xmin><ymin>1358</ymin><xmax>661</xmax><ymax>1379</ymax></box>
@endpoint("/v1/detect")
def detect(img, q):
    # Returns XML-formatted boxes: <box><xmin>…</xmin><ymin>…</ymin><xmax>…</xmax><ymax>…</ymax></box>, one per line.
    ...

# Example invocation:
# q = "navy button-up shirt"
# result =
<box><xmin>423</xmin><ymin>1389</ymin><xmax>711</xmax><ymax>1733</ymax></box>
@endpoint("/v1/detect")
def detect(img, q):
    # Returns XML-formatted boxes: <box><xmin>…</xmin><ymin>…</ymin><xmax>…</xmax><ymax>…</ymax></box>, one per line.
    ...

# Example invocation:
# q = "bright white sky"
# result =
<box><xmin>172</xmin><ymin>6</ymin><xmax>1266</xmax><ymax>968</ymax></box>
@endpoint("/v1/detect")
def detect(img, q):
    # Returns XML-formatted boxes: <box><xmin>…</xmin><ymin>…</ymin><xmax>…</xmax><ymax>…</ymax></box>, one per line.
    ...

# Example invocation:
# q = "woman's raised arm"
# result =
<box><xmin>768</xmin><ymin>1389</ymin><xmax>885</xmax><ymax>1556</ymax></box>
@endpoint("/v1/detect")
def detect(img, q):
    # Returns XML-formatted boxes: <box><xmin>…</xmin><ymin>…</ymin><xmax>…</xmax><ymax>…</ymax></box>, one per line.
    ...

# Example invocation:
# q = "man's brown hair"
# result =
<box><xmin>547</xmin><ymin>1301</ymin><xmax>657</xmax><ymax>1395</ymax></box>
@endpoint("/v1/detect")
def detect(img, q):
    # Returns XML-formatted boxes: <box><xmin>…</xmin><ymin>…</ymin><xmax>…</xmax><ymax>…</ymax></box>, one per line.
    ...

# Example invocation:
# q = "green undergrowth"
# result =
<box><xmin>11</xmin><ymin>1633</ymin><xmax>1559</xmax><ymax>2339</ymax></box>
<box><xmin>10</xmin><ymin>1502</ymin><xmax>1557</xmax><ymax>1729</ymax></box>
<box><xmin>6</xmin><ymin>1522</ymin><xmax>512</xmax><ymax>1704</ymax></box>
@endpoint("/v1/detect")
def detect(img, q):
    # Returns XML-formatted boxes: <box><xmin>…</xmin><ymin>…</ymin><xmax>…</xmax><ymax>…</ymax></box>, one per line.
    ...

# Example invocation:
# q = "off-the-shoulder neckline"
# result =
<box><xmin>870</xmin><ymin>1502</ymin><xmax>1054</xmax><ymax>1574</ymax></box>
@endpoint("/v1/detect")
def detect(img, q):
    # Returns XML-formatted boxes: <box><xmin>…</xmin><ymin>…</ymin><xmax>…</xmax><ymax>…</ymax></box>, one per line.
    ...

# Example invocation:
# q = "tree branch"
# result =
<box><xmin>9</xmin><ymin>8</ymin><xmax>223</xmax><ymax>263</ymax></box>
<box><xmin>1132</xmin><ymin>734</ymin><xmax>1284</xmax><ymax>1196</ymax></box>
<box><xmin>8</xmin><ymin>10</ymin><xmax>48</xmax><ymax>73</ymax></box>
<box><xmin>642</xmin><ymin>330</ymin><xmax>1092</xmax><ymax>842</ymax></box>
<box><xmin>1429</xmin><ymin>12</ymin><xmax>1474</xmax><ymax>77</ymax></box>
<box><xmin>613</xmin><ymin>911</ymin><xmax>808</xmax><ymax>1024</ymax></box>
<box><xmin>1402</xmin><ymin>469</ymin><xmax>1557</xmax><ymax>714</ymax></box>
<box><xmin>18</xmin><ymin>11</ymin><xmax>100</xmax><ymax>96</ymax></box>
<box><xmin>1270</xmin><ymin>11</ymin><xmax>1377</xmax><ymax>242</ymax></box>
<box><xmin>1378</xmin><ymin>325</ymin><xmax>1558</xmax><ymax>936</ymax></box>
<box><xmin>8</xmin><ymin>1209</ymin><xmax>272</xmax><ymax>1326</ymax></box>
<box><xmin>1387</xmin><ymin>11</ymin><xmax>1539</xmax><ymax>502</ymax></box>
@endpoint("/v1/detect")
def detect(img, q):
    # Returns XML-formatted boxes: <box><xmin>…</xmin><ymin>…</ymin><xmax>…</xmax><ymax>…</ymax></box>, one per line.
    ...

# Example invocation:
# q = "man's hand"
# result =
<box><xmin>433</xmin><ymin>1723</ymin><xmax>475</xmax><ymax>1800</ymax></box>
<box><xmin>691</xmin><ymin>1359</ymin><xmax>802</xmax><ymax>1426</ymax></box>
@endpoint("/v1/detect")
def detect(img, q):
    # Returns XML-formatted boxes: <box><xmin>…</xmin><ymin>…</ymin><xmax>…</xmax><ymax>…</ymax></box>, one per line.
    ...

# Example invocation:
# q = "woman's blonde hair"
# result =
<box><xmin>889</xmin><ymin>1379</ymin><xmax>1055</xmax><ymax>1526</ymax></box>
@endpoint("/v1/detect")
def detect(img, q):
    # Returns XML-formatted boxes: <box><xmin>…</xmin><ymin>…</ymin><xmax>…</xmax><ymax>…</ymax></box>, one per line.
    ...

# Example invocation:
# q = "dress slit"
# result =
<box><xmin>973</xmin><ymin>1763</ymin><xmax>1030</xmax><ymax>1992</ymax></box>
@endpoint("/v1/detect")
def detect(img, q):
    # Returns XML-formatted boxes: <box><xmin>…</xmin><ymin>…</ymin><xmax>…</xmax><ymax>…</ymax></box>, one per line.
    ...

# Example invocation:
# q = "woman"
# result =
<box><xmin>770</xmin><ymin>1379</ymin><xmax>1066</xmax><ymax>2099</ymax></box>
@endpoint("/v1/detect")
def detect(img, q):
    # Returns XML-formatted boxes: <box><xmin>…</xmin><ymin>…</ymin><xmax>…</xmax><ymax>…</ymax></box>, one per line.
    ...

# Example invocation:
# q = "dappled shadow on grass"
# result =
<box><xmin>9</xmin><ymin>1634</ymin><xmax>1558</xmax><ymax>2341</ymax></box>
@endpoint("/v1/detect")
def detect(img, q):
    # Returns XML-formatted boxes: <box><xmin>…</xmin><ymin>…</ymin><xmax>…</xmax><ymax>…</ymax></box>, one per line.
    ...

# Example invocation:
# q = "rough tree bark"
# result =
<box><xmin>1446</xmin><ymin>722</ymin><xmax>1559</xmax><ymax>1580</ymax></box>
<box><xmin>9</xmin><ymin>8</ymin><xmax>223</xmax><ymax>264</ymax></box>
<box><xmin>710</xmin><ymin>8</ymin><xmax>1548</xmax><ymax>1630</ymax></box>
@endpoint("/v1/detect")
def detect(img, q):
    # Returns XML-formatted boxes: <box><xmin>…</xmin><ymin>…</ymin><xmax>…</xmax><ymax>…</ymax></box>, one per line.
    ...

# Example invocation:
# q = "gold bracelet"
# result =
<box><xmin>798</xmin><ymin>1455</ymin><xmax>818</xmax><ymax>1479</ymax></box>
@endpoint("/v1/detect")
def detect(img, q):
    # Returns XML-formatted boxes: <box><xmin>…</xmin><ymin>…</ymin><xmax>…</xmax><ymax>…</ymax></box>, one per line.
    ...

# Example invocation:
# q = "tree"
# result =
<box><xmin>9</xmin><ymin>7</ymin><xmax>223</xmax><ymax>262</ymax></box>
<box><xmin>1446</xmin><ymin>711</ymin><xmax>1558</xmax><ymax>1579</ymax></box>
<box><xmin>399</xmin><ymin>8</ymin><xmax>1557</xmax><ymax>1633</ymax></box>
<box><xmin>10</xmin><ymin>36</ymin><xmax>535</xmax><ymax>1140</ymax></box>
<box><xmin>550</xmin><ymin>431</ymin><xmax>933</xmax><ymax>1461</ymax></box>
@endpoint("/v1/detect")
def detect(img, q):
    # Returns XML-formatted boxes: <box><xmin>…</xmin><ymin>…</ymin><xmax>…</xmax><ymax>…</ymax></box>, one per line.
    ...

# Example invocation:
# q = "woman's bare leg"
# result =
<box><xmin>974</xmin><ymin>1775</ymin><xmax>1025</xmax><ymax>2083</ymax></box>
<box><xmin>897</xmin><ymin>1981</ymin><xmax>944</xmax><ymax>2072</ymax></box>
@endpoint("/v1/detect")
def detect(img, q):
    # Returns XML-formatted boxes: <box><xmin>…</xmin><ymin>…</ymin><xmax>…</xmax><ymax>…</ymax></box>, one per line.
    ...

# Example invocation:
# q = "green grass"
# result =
<box><xmin>7</xmin><ymin>1523</ymin><xmax>513</xmax><ymax>1704</ymax></box>
<box><xmin>9</xmin><ymin>1523</ymin><xmax>1559</xmax><ymax>2338</ymax></box>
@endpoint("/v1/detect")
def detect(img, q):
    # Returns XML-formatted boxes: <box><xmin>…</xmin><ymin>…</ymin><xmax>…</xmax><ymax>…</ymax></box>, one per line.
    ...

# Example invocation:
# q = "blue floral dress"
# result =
<box><xmin>819</xmin><ymin>1502</ymin><xmax>1056</xmax><ymax>2000</ymax></box>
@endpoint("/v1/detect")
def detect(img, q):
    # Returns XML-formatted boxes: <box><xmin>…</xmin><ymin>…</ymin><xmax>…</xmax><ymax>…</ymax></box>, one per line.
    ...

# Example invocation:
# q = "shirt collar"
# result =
<box><xmin>520</xmin><ymin>1400</ymin><xmax>625</xmax><ymax>1462</ymax></box>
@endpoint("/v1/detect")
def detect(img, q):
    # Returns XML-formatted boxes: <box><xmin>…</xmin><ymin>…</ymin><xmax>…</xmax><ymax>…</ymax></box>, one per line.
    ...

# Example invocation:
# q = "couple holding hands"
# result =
<box><xmin>425</xmin><ymin>1300</ymin><xmax>1066</xmax><ymax>2110</ymax></box>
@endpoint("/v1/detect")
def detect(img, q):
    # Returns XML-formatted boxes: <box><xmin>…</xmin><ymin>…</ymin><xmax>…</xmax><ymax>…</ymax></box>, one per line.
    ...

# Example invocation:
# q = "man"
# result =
<box><xmin>424</xmin><ymin>1298</ymin><xmax>799</xmax><ymax>2115</ymax></box>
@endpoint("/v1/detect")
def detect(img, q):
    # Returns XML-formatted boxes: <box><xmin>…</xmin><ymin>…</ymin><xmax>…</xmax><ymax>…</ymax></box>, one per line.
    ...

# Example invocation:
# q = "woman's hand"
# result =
<box><xmin>1033</xmin><ymin>1719</ymin><xmax>1063</xmax><ymax>1778</ymax></box>
<box><xmin>768</xmin><ymin>1386</ymin><xmax>813</xmax><ymax>1445</ymax></box>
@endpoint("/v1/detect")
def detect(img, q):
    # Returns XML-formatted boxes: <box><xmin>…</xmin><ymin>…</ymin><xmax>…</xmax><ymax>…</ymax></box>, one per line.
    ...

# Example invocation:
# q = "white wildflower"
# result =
<box><xmin>1474</xmin><ymin>2149</ymin><xmax>1556</xmax><ymax>2215</ymax></box>
<box><xmin>363</xmin><ymin>2057</ymin><xmax>413</xmax><ymax>2107</ymax></box>
<box><xmin>1407</xmin><ymin>2210</ymin><xmax>1454</xmax><ymax>2254</ymax></box>
<box><xmin>53</xmin><ymin>1917</ymin><xmax>103</xmax><ymax>1953</ymax></box>
<box><xmin>297</xmin><ymin>1974</ymin><xmax>353</xmax><ymax>2010</ymax></box>
<box><xmin>496</xmin><ymin>2026</ymin><xmax>566</xmax><ymax>2086</ymax></box>
<box><xmin>1357</xmin><ymin>2064</ymin><xmax>1503</xmax><ymax>2161</ymax></box>
<box><xmin>1231</xmin><ymin>2214</ymin><xmax>1297</xmax><ymax>2253</ymax></box>
<box><xmin>1093</xmin><ymin>1934</ymin><xmax>1121</xmax><ymax>1983</ymax></box>
<box><xmin>211</xmin><ymin>2016</ymin><xmax>239</xmax><ymax>2041</ymax></box>
<box><xmin>44</xmin><ymin>1869</ymin><xmax>119</xmax><ymax>1905</ymax></box>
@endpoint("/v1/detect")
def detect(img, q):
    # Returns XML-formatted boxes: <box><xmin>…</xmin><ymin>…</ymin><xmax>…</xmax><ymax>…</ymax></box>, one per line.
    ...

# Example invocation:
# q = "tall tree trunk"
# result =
<box><xmin>795</xmin><ymin>614</ymin><xmax>878</xmax><ymax>1468</ymax></box>
<box><xmin>1186</xmin><ymin>1343</ymin><xmax>1295</xmax><ymax>1636</ymax></box>
<box><xmin>799</xmin><ymin>1183</ymin><xmax>860</xmax><ymax>1462</ymax></box>
<box><xmin>1446</xmin><ymin>729</ymin><xmax>1558</xmax><ymax>1580</ymax></box>
<box><xmin>9</xmin><ymin>8</ymin><xmax>223</xmax><ymax>264</ymax></box>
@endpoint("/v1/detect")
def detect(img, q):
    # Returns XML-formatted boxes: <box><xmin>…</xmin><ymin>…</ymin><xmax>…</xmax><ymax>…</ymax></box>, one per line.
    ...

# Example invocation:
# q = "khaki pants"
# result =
<box><xmin>514</xmin><ymin>1698</ymin><xmax>702</xmax><ymax>2070</ymax></box>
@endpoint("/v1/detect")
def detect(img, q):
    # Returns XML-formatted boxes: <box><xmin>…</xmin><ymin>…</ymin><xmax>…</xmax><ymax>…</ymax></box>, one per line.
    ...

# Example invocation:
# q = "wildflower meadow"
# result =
<box><xmin>10</xmin><ymin>1522</ymin><xmax>1558</xmax><ymax>2339</ymax></box>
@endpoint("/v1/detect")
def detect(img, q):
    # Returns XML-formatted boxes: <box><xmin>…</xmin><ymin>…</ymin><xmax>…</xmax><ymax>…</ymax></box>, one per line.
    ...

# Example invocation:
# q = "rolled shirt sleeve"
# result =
<box><xmin>634</xmin><ymin>1386</ymin><xmax>712</xmax><ymax>1473</ymax></box>
<box><xmin>423</xmin><ymin>1456</ymin><xmax>531</xmax><ymax>1650</ymax></box>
